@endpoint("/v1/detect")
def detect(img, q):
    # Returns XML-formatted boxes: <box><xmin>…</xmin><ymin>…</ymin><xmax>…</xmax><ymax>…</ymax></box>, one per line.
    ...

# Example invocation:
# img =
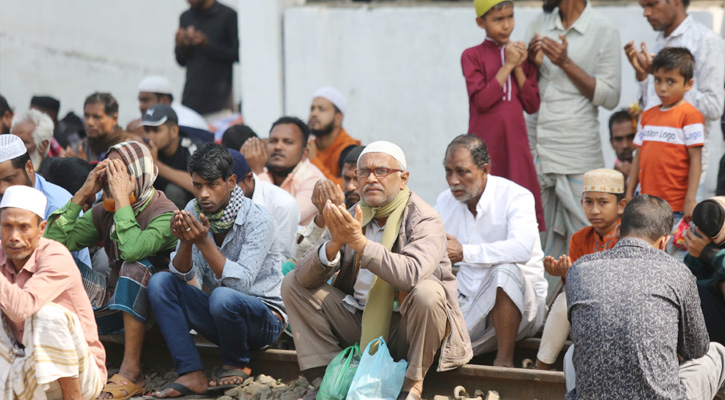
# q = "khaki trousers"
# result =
<box><xmin>281</xmin><ymin>271</ymin><xmax>447</xmax><ymax>381</ymax></box>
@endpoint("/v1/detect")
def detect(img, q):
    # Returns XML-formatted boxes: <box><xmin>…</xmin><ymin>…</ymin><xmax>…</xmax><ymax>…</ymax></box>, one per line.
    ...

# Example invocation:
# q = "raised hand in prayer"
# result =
<box><xmin>504</xmin><ymin>43</ymin><xmax>524</xmax><ymax>68</ymax></box>
<box><xmin>241</xmin><ymin>137</ymin><xmax>268</xmax><ymax>175</ymax></box>
<box><xmin>175</xmin><ymin>28</ymin><xmax>190</xmax><ymax>47</ymax></box>
<box><xmin>307</xmin><ymin>138</ymin><xmax>319</xmax><ymax>161</ymax></box>
<box><xmin>445</xmin><ymin>234</ymin><xmax>463</xmax><ymax>264</ymax></box>
<box><xmin>187</xmin><ymin>26</ymin><xmax>209</xmax><ymax>47</ymax></box>
<box><xmin>624</xmin><ymin>41</ymin><xmax>654</xmax><ymax>81</ymax></box>
<box><xmin>541</xmin><ymin>35</ymin><xmax>569</xmax><ymax>67</ymax></box>
<box><xmin>312</xmin><ymin>180</ymin><xmax>345</xmax><ymax>228</ymax></box>
<box><xmin>72</xmin><ymin>160</ymin><xmax>108</xmax><ymax>206</ymax></box>
<box><xmin>171</xmin><ymin>210</ymin><xmax>210</xmax><ymax>245</ymax></box>
<box><xmin>510</xmin><ymin>41</ymin><xmax>528</xmax><ymax>67</ymax></box>
<box><xmin>324</xmin><ymin>201</ymin><xmax>367</xmax><ymax>257</ymax></box>
<box><xmin>543</xmin><ymin>255</ymin><xmax>572</xmax><ymax>277</ymax></box>
<box><xmin>683</xmin><ymin>226</ymin><xmax>711</xmax><ymax>258</ymax></box>
<box><xmin>527</xmin><ymin>33</ymin><xmax>544</xmax><ymax>69</ymax></box>
<box><xmin>106</xmin><ymin>159</ymin><xmax>135</xmax><ymax>209</ymax></box>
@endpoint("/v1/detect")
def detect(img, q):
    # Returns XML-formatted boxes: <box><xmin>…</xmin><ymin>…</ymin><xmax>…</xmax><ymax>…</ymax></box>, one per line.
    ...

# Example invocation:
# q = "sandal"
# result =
<box><xmin>101</xmin><ymin>374</ymin><xmax>146</xmax><ymax>400</ymax></box>
<box><xmin>143</xmin><ymin>381</ymin><xmax>209</xmax><ymax>399</ymax></box>
<box><xmin>209</xmin><ymin>367</ymin><xmax>250</xmax><ymax>390</ymax></box>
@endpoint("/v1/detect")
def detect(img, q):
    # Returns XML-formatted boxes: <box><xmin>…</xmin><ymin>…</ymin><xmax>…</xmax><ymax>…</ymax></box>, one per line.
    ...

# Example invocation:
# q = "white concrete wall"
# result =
<box><xmin>280</xmin><ymin>4</ymin><xmax>724</xmax><ymax>204</ymax></box>
<box><xmin>0</xmin><ymin>0</ymin><xmax>241</xmax><ymax>127</ymax></box>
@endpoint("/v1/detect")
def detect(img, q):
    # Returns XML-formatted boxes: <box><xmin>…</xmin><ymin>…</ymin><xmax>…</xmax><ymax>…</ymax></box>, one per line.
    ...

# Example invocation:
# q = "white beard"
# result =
<box><xmin>29</xmin><ymin>150</ymin><xmax>43</xmax><ymax>171</ymax></box>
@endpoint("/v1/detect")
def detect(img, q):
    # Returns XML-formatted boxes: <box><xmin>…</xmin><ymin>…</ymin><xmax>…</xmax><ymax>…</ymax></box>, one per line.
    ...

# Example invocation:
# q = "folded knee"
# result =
<box><xmin>147</xmin><ymin>271</ymin><xmax>177</xmax><ymax>298</ymax></box>
<box><xmin>281</xmin><ymin>270</ymin><xmax>300</xmax><ymax>301</ymax></box>
<box><xmin>209</xmin><ymin>286</ymin><xmax>239</xmax><ymax>316</ymax></box>
<box><xmin>407</xmin><ymin>280</ymin><xmax>446</xmax><ymax>312</ymax></box>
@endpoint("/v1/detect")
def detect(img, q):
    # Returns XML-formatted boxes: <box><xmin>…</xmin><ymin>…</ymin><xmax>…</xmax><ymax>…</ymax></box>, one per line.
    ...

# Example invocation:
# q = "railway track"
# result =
<box><xmin>104</xmin><ymin>333</ymin><xmax>567</xmax><ymax>399</ymax></box>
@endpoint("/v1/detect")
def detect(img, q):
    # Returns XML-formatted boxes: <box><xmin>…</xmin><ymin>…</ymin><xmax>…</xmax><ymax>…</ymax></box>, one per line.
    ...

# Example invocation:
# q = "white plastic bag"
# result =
<box><xmin>347</xmin><ymin>337</ymin><xmax>408</xmax><ymax>400</ymax></box>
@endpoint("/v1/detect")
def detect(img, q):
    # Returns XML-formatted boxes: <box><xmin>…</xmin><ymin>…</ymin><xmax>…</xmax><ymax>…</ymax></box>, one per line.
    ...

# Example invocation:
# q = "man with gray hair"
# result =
<box><xmin>283</xmin><ymin>141</ymin><xmax>472</xmax><ymax>400</ymax></box>
<box><xmin>10</xmin><ymin>108</ymin><xmax>54</xmax><ymax>171</ymax></box>
<box><xmin>564</xmin><ymin>195</ymin><xmax>725</xmax><ymax>399</ymax></box>
<box><xmin>435</xmin><ymin>134</ymin><xmax>547</xmax><ymax>368</ymax></box>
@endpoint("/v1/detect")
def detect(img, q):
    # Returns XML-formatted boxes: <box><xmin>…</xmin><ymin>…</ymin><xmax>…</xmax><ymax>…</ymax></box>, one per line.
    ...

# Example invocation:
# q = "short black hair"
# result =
<box><xmin>652</xmin><ymin>47</ymin><xmax>695</xmax><ymax>82</ymax></box>
<box><xmin>0</xmin><ymin>94</ymin><xmax>12</xmax><ymax>115</ymax></box>
<box><xmin>42</xmin><ymin>157</ymin><xmax>93</xmax><ymax>194</ymax></box>
<box><xmin>187</xmin><ymin>142</ymin><xmax>235</xmax><ymax>182</ymax></box>
<box><xmin>620</xmin><ymin>195</ymin><xmax>673</xmax><ymax>241</ymax></box>
<box><xmin>10</xmin><ymin>152</ymin><xmax>31</xmax><ymax>171</ymax></box>
<box><xmin>444</xmin><ymin>134</ymin><xmax>491</xmax><ymax>170</ymax></box>
<box><xmin>84</xmin><ymin>92</ymin><xmax>119</xmax><ymax>116</ymax></box>
<box><xmin>608</xmin><ymin>109</ymin><xmax>634</xmax><ymax>139</ymax></box>
<box><xmin>269</xmin><ymin>116</ymin><xmax>310</xmax><ymax>148</ymax></box>
<box><xmin>222</xmin><ymin>124</ymin><xmax>258</xmax><ymax>151</ymax></box>
<box><xmin>682</xmin><ymin>0</ymin><xmax>690</xmax><ymax>7</ymax></box>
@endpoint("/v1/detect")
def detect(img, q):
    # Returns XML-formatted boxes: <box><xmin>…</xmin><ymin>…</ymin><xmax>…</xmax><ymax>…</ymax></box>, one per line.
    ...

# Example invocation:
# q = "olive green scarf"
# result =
<box><xmin>358</xmin><ymin>187</ymin><xmax>411</xmax><ymax>350</ymax></box>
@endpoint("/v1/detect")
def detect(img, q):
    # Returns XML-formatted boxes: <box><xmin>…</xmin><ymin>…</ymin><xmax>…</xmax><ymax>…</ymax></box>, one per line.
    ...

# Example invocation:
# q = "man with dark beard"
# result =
<box><xmin>246</xmin><ymin>117</ymin><xmax>325</xmax><ymax>226</ymax></box>
<box><xmin>293</xmin><ymin>146</ymin><xmax>364</xmax><ymax>261</ymax></box>
<box><xmin>608</xmin><ymin>110</ymin><xmax>636</xmax><ymax>182</ymax></box>
<box><xmin>524</xmin><ymin>0</ymin><xmax>621</xmax><ymax>258</ymax></box>
<box><xmin>307</xmin><ymin>87</ymin><xmax>361</xmax><ymax>186</ymax></box>
<box><xmin>74</xmin><ymin>93</ymin><xmax>136</xmax><ymax>162</ymax></box>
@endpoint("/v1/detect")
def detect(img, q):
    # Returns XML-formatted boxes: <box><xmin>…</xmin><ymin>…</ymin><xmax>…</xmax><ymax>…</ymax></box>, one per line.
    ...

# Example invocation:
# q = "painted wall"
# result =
<box><xmin>279</xmin><ymin>4</ymin><xmax>725</xmax><ymax>204</ymax></box>
<box><xmin>0</xmin><ymin>0</ymin><xmax>241</xmax><ymax>128</ymax></box>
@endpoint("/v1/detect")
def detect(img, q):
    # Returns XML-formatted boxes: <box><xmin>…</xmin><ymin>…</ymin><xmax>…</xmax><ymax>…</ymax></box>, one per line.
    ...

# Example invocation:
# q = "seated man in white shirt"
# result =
<box><xmin>229</xmin><ymin>149</ymin><xmax>299</xmax><ymax>260</ymax></box>
<box><xmin>434</xmin><ymin>135</ymin><xmax>548</xmax><ymax>367</ymax></box>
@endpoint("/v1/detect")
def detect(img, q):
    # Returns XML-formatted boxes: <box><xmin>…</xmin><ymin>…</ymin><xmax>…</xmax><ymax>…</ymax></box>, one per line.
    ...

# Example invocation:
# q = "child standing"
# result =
<box><xmin>535</xmin><ymin>169</ymin><xmax>627</xmax><ymax>370</ymax></box>
<box><xmin>462</xmin><ymin>0</ymin><xmax>545</xmax><ymax>231</ymax></box>
<box><xmin>626</xmin><ymin>47</ymin><xmax>704</xmax><ymax>226</ymax></box>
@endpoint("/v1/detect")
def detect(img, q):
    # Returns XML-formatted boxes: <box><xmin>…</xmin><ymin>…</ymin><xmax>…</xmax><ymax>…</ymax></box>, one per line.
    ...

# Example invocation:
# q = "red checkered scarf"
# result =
<box><xmin>107</xmin><ymin>141</ymin><xmax>158</xmax><ymax>214</ymax></box>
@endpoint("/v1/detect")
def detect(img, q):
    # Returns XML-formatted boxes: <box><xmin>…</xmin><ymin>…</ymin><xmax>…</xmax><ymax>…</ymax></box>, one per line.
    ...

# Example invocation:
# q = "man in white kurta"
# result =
<box><xmin>435</xmin><ymin>135</ymin><xmax>547</xmax><ymax>367</ymax></box>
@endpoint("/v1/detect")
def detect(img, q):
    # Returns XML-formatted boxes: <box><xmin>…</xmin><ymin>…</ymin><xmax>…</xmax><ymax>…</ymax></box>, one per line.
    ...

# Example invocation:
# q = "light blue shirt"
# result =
<box><xmin>35</xmin><ymin>174</ymin><xmax>92</xmax><ymax>267</ymax></box>
<box><xmin>169</xmin><ymin>197</ymin><xmax>286</xmax><ymax>321</ymax></box>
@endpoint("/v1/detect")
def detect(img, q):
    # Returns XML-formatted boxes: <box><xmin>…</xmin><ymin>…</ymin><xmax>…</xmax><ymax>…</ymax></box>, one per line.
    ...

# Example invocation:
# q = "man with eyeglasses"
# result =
<box><xmin>282</xmin><ymin>141</ymin><xmax>472</xmax><ymax>400</ymax></box>
<box><xmin>608</xmin><ymin>110</ymin><xmax>636</xmax><ymax>182</ymax></box>
<box><xmin>434</xmin><ymin>135</ymin><xmax>547</xmax><ymax>368</ymax></box>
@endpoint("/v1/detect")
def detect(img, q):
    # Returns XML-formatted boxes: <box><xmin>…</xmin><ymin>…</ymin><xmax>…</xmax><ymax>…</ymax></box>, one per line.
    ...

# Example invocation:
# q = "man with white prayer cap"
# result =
<box><xmin>0</xmin><ymin>185</ymin><xmax>107</xmax><ymax>400</ymax></box>
<box><xmin>282</xmin><ymin>140</ymin><xmax>472</xmax><ymax>400</ymax></box>
<box><xmin>126</xmin><ymin>75</ymin><xmax>209</xmax><ymax>134</ymax></box>
<box><xmin>0</xmin><ymin>134</ymin><xmax>91</xmax><ymax>268</ymax></box>
<box><xmin>307</xmin><ymin>86</ymin><xmax>361</xmax><ymax>186</ymax></box>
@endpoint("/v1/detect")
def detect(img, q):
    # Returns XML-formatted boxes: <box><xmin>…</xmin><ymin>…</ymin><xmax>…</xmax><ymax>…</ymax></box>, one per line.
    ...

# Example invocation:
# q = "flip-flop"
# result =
<box><xmin>143</xmin><ymin>381</ymin><xmax>209</xmax><ymax>399</ymax></box>
<box><xmin>209</xmin><ymin>367</ymin><xmax>251</xmax><ymax>390</ymax></box>
<box><xmin>101</xmin><ymin>374</ymin><xmax>146</xmax><ymax>400</ymax></box>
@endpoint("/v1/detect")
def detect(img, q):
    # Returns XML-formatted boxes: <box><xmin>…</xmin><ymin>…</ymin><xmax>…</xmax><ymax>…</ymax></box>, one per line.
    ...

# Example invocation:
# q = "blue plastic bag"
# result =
<box><xmin>347</xmin><ymin>337</ymin><xmax>408</xmax><ymax>400</ymax></box>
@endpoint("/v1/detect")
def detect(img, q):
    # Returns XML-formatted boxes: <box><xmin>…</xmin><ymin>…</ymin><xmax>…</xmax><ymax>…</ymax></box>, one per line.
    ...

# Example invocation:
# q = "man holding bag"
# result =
<box><xmin>282</xmin><ymin>141</ymin><xmax>473</xmax><ymax>400</ymax></box>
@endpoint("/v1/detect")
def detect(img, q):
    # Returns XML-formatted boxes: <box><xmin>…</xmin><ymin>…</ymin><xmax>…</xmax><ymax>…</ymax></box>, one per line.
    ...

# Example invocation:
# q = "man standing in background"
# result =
<box><xmin>175</xmin><ymin>0</ymin><xmax>239</xmax><ymax>123</ymax></box>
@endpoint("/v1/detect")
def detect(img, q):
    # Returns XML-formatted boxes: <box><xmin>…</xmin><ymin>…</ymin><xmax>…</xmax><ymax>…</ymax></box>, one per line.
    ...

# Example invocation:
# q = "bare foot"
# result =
<box><xmin>208</xmin><ymin>365</ymin><xmax>252</xmax><ymax>387</ymax></box>
<box><xmin>401</xmin><ymin>378</ymin><xmax>423</xmax><ymax>398</ymax></box>
<box><xmin>493</xmin><ymin>358</ymin><xmax>515</xmax><ymax>368</ymax></box>
<box><xmin>151</xmin><ymin>371</ymin><xmax>208</xmax><ymax>399</ymax></box>
<box><xmin>97</xmin><ymin>368</ymin><xmax>146</xmax><ymax>399</ymax></box>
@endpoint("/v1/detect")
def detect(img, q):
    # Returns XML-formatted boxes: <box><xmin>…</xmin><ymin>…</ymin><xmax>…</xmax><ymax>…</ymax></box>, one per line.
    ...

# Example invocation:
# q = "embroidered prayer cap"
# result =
<box><xmin>0</xmin><ymin>185</ymin><xmax>47</xmax><ymax>220</ymax></box>
<box><xmin>228</xmin><ymin>149</ymin><xmax>251</xmax><ymax>183</ymax></box>
<box><xmin>582</xmin><ymin>169</ymin><xmax>625</xmax><ymax>194</ymax></box>
<box><xmin>313</xmin><ymin>87</ymin><xmax>347</xmax><ymax>115</ymax></box>
<box><xmin>475</xmin><ymin>0</ymin><xmax>510</xmax><ymax>18</ymax></box>
<box><xmin>358</xmin><ymin>141</ymin><xmax>406</xmax><ymax>170</ymax></box>
<box><xmin>0</xmin><ymin>134</ymin><xmax>28</xmax><ymax>163</ymax></box>
<box><xmin>138</xmin><ymin>75</ymin><xmax>173</xmax><ymax>95</ymax></box>
<box><xmin>692</xmin><ymin>197</ymin><xmax>725</xmax><ymax>245</ymax></box>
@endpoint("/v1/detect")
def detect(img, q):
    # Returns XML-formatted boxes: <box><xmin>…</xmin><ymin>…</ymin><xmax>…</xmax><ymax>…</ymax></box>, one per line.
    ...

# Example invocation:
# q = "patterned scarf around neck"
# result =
<box><xmin>358</xmin><ymin>186</ymin><xmax>411</xmax><ymax>350</ymax></box>
<box><xmin>195</xmin><ymin>185</ymin><xmax>245</xmax><ymax>234</ymax></box>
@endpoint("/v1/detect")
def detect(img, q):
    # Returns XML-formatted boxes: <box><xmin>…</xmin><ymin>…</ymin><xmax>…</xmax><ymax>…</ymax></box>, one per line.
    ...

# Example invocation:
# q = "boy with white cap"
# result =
<box><xmin>0</xmin><ymin>185</ymin><xmax>106</xmax><ymax>400</ymax></box>
<box><xmin>307</xmin><ymin>86</ymin><xmax>361</xmax><ymax>186</ymax></box>
<box><xmin>536</xmin><ymin>168</ymin><xmax>626</xmax><ymax>370</ymax></box>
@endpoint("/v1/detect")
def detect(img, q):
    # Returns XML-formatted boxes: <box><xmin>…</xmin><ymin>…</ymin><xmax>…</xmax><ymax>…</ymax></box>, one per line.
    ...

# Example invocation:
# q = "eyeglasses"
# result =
<box><xmin>355</xmin><ymin>168</ymin><xmax>403</xmax><ymax>179</ymax></box>
<box><xmin>612</xmin><ymin>134</ymin><xmax>636</xmax><ymax>142</ymax></box>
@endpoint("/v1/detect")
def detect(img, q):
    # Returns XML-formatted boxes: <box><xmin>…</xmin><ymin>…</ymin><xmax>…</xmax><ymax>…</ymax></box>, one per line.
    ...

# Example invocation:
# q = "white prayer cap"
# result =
<box><xmin>138</xmin><ymin>76</ymin><xmax>173</xmax><ymax>95</ymax></box>
<box><xmin>313</xmin><ymin>87</ymin><xmax>347</xmax><ymax>115</ymax></box>
<box><xmin>359</xmin><ymin>141</ymin><xmax>407</xmax><ymax>170</ymax></box>
<box><xmin>0</xmin><ymin>134</ymin><xmax>28</xmax><ymax>163</ymax></box>
<box><xmin>0</xmin><ymin>185</ymin><xmax>47</xmax><ymax>220</ymax></box>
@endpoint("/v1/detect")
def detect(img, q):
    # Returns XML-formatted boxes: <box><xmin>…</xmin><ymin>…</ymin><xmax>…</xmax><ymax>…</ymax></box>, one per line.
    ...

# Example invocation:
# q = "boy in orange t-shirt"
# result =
<box><xmin>625</xmin><ymin>47</ymin><xmax>704</xmax><ymax>224</ymax></box>
<box><xmin>535</xmin><ymin>169</ymin><xmax>626</xmax><ymax>370</ymax></box>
